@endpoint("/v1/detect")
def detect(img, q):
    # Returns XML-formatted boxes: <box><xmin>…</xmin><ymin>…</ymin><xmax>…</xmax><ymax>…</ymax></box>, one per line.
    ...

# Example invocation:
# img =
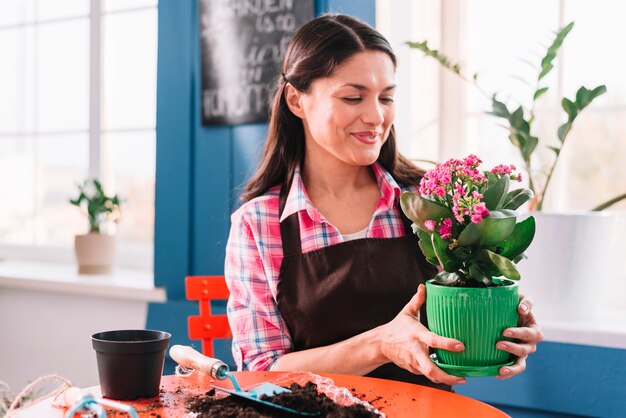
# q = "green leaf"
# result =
<box><xmin>479</xmin><ymin>249</ymin><xmax>521</xmax><ymax>280</ymax></box>
<box><xmin>417</xmin><ymin>228</ymin><xmax>439</xmax><ymax>266</ymax></box>
<box><xmin>557</xmin><ymin>121</ymin><xmax>572</xmax><ymax>143</ymax></box>
<box><xmin>562</xmin><ymin>97</ymin><xmax>578</xmax><ymax>120</ymax></box>
<box><xmin>457</xmin><ymin>210</ymin><xmax>517</xmax><ymax>247</ymax></box>
<box><xmin>502</xmin><ymin>188</ymin><xmax>534</xmax><ymax>210</ymax></box>
<box><xmin>433</xmin><ymin>270</ymin><xmax>463</xmax><ymax>285</ymax></box>
<box><xmin>519</xmin><ymin>132</ymin><xmax>539</xmax><ymax>162</ymax></box>
<box><xmin>538</xmin><ymin>21</ymin><xmax>574</xmax><ymax>81</ymax></box>
<box><xmin>489</xmin><ymin>97</ymin><xmax>510</xmax><ymax>119</ymax></box>
<box><xmin>498</xmin><ymin>216</ymin><xmax>536</xmax><ymax>261</ymax></box>
<box><xmin>533</xmin><ymin>87</ymin><xmax>549</xmax><ymax>101</ymax></box>
<box><xmin>547</xmin><ymin>145</ymin><xmax>561</xmax><ymax>156</ymax></box>
<box><xmin>483</xmin><ymin>175</ymin><xmax>510</xmax><ymax>210</ymax></box>
<box><xmin>400</xmin><ymin>192</ymin><xmax>453</xmax><ymax>231</ymax></box>
<box><xmin>431</xmin><ymin>232</ymin><xmax>461</xmax><ymax>272</ymax></box>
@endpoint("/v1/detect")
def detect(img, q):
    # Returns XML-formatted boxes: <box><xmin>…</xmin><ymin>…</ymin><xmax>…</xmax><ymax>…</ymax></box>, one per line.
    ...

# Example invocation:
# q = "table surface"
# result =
<box><xmin>12</xmin><ymin>371</ymin><xmax>509</xmax><ymax>417</ymax></box>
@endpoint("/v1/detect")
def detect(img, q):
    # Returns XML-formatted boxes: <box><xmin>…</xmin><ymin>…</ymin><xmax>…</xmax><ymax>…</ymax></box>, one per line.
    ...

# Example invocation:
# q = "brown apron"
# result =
<box><xmin>275</xmin><ymin>185</ymin><xmax>451</xmax><ymax>390</ymax></box>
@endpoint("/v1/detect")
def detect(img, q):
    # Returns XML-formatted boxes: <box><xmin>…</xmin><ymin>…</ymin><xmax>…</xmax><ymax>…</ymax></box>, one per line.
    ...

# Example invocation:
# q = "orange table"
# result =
<box><xmin>13</xmin><ymin>371</ymin><xmax>509</xmax><ymax>417</ymax></box>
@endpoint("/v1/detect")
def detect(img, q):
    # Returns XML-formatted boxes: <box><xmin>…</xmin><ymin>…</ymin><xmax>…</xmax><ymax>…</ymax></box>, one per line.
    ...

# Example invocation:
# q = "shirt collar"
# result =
<box><xmin>279</xmin><ymin>163</ymin><xmax>402</xmax><ymax>223</ymax></box>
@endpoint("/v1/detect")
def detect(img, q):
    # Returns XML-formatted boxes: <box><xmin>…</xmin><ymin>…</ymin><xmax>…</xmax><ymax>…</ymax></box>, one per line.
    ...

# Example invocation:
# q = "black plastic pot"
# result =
<box><xmin>92</xmin><ymin>329</ymin><xmax>171</xmax><ymax>400</ymax></box>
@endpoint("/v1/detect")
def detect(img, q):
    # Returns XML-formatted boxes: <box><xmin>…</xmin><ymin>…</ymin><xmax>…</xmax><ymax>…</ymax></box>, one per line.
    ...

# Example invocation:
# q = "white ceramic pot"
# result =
<box><xmin>517</xmin><ymin>212</ymin><xmax>626</xmax><ymax>320</ymax></box>
<box><xmin>74</xmin><ymin>233</ymin><xmax>117</xmax><ymax>274</ymax></box>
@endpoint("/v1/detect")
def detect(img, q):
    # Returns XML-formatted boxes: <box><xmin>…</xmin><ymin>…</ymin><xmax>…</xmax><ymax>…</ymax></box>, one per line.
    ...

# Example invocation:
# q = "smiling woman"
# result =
<box><xmin>224</xmin><ymin>13</ymin><xmax>542</xmax><ymax>392</ymax></box>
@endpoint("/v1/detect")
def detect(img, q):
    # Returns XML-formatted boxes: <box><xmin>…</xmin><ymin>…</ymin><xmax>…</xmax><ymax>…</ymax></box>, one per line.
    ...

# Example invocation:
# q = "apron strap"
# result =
<box><xmin>278</xmin><ymin>182</ymin><xmax>302</xmax><ymax>257</ymax></box>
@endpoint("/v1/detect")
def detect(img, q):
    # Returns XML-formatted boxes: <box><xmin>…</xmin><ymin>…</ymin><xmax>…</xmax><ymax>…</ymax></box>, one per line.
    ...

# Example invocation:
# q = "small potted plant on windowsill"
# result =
<box><xmin>70</xmin><ymin>178</ymin><xmax>121</xmax><ymax>274</ymax></box>
<box><xmin>401</xmin><ymin>154</ymin><xmax>536</xmax><ymax>377</ymax></box>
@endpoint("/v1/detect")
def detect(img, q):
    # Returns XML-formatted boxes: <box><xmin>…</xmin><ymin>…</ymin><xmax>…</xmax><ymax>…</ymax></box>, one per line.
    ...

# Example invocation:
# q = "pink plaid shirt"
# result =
<box><xmin>225</xmin><ymin>163</ymin><xmax>418</xmax><ymax>371</ymax></box>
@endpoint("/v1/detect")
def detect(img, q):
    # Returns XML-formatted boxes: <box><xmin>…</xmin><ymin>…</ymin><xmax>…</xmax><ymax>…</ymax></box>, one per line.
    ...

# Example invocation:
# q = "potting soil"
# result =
<box><xmin>187</xmin><ymin>381</ymin><xmax>381</xmax><ymax>417</ymax></box>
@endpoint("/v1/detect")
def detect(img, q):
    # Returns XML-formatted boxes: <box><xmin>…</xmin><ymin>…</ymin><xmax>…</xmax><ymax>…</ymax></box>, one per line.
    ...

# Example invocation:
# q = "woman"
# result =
<box><xmin>225</xmin><ymin>14</ymin><xmax>542</xmax><ymax>390</ymax></box>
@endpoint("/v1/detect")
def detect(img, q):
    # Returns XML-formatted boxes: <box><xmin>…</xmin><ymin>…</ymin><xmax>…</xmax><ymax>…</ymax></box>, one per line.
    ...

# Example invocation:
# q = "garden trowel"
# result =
<box><xmin>169</xmin><ymin>345</ymin><xmax>319</xmax><ymax>416</ymax></box>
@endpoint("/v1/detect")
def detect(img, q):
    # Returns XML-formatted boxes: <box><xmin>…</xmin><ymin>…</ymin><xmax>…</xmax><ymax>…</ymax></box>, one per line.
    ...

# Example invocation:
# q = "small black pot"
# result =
<box><xmin>92</xmin><ymin>329</ymin><xmax>171</xmax><ymax>400</ymax></box>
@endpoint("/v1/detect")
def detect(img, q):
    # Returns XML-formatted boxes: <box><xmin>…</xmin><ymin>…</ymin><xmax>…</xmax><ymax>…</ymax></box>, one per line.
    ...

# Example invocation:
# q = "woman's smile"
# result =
<box><xmin>351</xmin><ymin>131</ymin><xmax>382</xmax><ymax>145</ymax></box>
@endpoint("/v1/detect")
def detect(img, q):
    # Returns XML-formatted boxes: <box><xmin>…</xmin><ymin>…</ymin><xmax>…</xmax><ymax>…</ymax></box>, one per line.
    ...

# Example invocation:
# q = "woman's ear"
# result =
<box><xmin>284</xmin><ymin>83</ymin><xmax>305</xmax><ymax>119</ymax></box>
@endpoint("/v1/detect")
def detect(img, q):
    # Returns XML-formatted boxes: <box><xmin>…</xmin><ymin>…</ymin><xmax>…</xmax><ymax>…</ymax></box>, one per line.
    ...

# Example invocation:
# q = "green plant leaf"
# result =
<box><xmin>502</xmin><ymin>188</ymin><xmax>534</xmax><ymax>210</ymax></box>
<box><xmin>538</xmin><ymin>21</ymin><xmax>574</xmax><ymax>81</ymax></box>
<box><xmin>431</xmin><ymin>232</ymin><xmax>461</xmax><ymax>272</ymax></box>
<box><xmin>562</xmin><ymin>97</ymin><xmax>578</xmax><ymax>120</ymax></box>
<box><xmin>479</xmin><ymin>249</ymin><xmax>521</xmax><ymax>280</ymax></box>
<box><xmin>547</xmin><ymin>145</ymin><xmax>561</xmax><ymax>156</ymax></box>
<box><xmin>489</xmin><ymin>97</ymin><xmax>510</xmax><ymax>119</ymax></box>
<box><xmin>557</xmin><ymin>121</ymin><xmax>572</xmax><ymax>143</ymax></box>
<box><xmin>400</xmin><ymin>192</ymin><xmax>453</xmax><ymax>231</ymax></box>
<box><xmin>519</xmin><ymin>133</ymin><xmax>539</xmax><ymax>162</ymax></box>
<box><xmin>457</xmin><ymin>210</ymin><xmax>517</xmax><ymax>247</ymax></box>
<box><xmin>434</xmin><ymin>270</ymin><xmax>463</xmax><ymax>285</ymax></box>
<box><xmin>417</xmin><ymin>228</ymin><xmax>440</xmax><ymax>266</ymax></box>
<box><xmin>498</xmin><ymin>216</ymin><xmax>536</xmax><ymax>261</ymax></box>
<box><xmin>533</xmin><ymin>87</ymin><xmax>549</xmax><ymax>101</ymax></box>
<box><xmin>483</xmin><ymin>174</ymin><xmax>510</xmax><ymax>210</ymax></box>
<box><xmin>576</xmin><ymin>85</ymin><xmax>607</xmax><ymax>109</ymax></box>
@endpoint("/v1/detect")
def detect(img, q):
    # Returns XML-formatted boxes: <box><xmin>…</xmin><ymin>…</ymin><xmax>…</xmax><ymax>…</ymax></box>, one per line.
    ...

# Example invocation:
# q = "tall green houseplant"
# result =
<box><xmin>407</xmin><ymin>22</ymin><xmax>625</xmax><ymax>211</ymax></box>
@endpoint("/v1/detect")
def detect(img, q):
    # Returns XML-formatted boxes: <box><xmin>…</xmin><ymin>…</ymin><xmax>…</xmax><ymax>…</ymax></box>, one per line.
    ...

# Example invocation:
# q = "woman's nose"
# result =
<box><xmin>362</xmin><ymin>100</ymin><xmax>385</xmax><ymax>126</ymax></box>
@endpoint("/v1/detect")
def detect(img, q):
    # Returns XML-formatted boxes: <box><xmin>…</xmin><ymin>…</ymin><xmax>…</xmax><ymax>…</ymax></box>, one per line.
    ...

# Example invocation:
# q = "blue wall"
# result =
<box><xmin>149</xmin><ymin>1</ymin><xmax>625</xmax><ymax>416</ymax></box>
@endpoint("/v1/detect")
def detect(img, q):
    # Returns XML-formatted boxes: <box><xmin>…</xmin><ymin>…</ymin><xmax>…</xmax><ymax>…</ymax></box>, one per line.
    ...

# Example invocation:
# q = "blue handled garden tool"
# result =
<box><xmin>170</xmin><ymin>345</ymin><xmax>319</xmax><ymax>416</ymax></box>
<box><xmin>63</xmin><ymin>387</ymin><xmax>138</xmax><ymax>418</ymax></box>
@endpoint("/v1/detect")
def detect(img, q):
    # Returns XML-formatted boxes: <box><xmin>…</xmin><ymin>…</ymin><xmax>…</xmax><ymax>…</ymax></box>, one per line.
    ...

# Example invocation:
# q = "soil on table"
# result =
<box><xmin>187</xmin><ymin>381</ymin><xmax>381</xmax><ymax>417</ymax></box>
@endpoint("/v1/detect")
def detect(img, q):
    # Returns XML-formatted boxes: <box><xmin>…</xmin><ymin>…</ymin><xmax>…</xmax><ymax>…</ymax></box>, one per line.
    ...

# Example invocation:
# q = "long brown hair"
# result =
<box><xmin>241</xmin><ymin>14</ymin><xmax>424</xmax><ymax>202</ymax></box>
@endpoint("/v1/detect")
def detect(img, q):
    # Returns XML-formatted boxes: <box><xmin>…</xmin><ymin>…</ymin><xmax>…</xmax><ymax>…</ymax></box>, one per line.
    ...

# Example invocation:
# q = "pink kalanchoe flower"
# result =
<box><xmin>491</xmin><ymin>164</ymin><xmax>515</xmax><ymax>176</ymax></box>
<box><xmin>463</xmin><ymin>154</ymin><xmax>482</xmax><ymax>168</ymax></box>
<box><xmin>472</xmin><ymin>190</ymin><xmax>483</xmax><ymax>199</ymax></box>
<box><xmin>438</xmin><ymin>218</ymin><xmax>453</xmax><ymax>239</ymax></box>
<box><xmin>470</xmin><ymin>202</ymin><xmax>490</xmax><ymax>223</ymax></box>
<box><xmin>424</xmin><ymin>220</ymin><xmax>437</xmax><ymax>232</ymax></box>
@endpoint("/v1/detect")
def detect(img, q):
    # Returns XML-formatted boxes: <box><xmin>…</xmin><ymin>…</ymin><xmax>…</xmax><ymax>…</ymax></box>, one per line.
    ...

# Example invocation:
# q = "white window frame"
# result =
<box><xmin>0</xmin><ymin>0</ymin><xmax>156</xmax><ymax>271</ymax></box>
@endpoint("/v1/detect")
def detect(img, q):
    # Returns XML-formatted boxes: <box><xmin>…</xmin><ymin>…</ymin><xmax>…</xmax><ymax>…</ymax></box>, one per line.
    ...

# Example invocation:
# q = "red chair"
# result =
<box><xmin>185</xmin><ymin>275</ymin><xmax>232</xmax><ymax>357</ymax></box>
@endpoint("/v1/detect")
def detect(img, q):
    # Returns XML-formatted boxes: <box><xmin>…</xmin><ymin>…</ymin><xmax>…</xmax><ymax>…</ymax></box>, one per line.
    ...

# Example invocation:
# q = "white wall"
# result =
<box><xmin>0</xmin><ymin>288</ymin><xmax>148</xmax><ymax>391</ymax></box>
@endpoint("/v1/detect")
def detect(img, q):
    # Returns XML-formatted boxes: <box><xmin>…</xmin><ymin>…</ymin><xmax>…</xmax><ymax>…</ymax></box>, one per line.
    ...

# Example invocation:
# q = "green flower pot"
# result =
<box><xmin>425</xmin><ymin>279</ymin><xmax>519</xmax><ymax>376</ymax></box>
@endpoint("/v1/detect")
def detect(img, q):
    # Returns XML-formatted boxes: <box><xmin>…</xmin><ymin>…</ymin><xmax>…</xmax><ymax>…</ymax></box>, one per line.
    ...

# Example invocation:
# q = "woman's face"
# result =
<box><xmin>290</xmin><ymin>50</ymin><xmax>396</xmax><ymax>168</ymax></box>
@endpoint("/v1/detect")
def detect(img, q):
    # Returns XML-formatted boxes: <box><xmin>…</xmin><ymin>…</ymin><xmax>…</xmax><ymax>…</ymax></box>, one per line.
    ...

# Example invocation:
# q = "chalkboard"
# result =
<box><xmin>199</xmin><ymin>0</ymin><xmax>314</xmax><ymax>126</ymax></box>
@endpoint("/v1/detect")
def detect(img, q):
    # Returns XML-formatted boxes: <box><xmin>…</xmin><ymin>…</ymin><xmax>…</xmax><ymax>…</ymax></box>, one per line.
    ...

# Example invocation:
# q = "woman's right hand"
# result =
<box><xmin>378</xmin><ymin>284</ymin><xmax>467</xmax><ymax>385</ymax></box>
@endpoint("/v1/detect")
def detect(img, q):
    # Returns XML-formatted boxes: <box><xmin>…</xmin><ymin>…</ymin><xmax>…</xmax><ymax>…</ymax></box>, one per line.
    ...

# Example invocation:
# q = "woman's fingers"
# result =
<box><xmin>497</xmin><ymin>355</ymin><xmax>527</xmax><ymax>379</ymax></box>
<box><xmin>414</xmin><ymin>349</ymin><xmax>467</xmax><ymax>385</ymax></box>
<box><xmin>496</xmin><ymin>340</ymin><xmax>536</xmax><ymax>357</ymax></box>
<box><xmin>517</xmin><ymin>294</ymin><xmax>534</xmax><ymax>315</ymax></box>
<box><xmin>419</xmin><ymin>329</ymin><xmax>465</xmax><ymax>352</ymax></box>
<box><xmin>401</xmin><ymin>284</ymin><xmax>426</xmax><ymax>317</ymax></box>
<box><xmin>502</xmin><ymin>324</ymin><xmax>544</xmax><ymax>343</ymax></box>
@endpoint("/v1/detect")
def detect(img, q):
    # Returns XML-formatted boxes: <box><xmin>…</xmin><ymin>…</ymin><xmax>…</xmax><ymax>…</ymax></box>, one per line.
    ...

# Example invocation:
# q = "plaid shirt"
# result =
<box><xmin>225</xmin><ymin>163</ymin><xmax>418</xmax><ymax>371</ymax></box>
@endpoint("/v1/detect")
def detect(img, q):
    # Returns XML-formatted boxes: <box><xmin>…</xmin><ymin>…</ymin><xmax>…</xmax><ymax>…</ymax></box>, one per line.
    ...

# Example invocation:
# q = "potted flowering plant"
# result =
<box><xmin>69</xmin><ymin>178</ymin><xmax>121</xmax><ymax>274</ymax></box>
<box><xmin>401</xmin><ymin>154</ymin><xmax>536</xmax><ymax>377</ymax></box>
<box><xmin>407</xmin><ymin>22</ymin><xmax>626</xmax><ymax>320</ymax></box>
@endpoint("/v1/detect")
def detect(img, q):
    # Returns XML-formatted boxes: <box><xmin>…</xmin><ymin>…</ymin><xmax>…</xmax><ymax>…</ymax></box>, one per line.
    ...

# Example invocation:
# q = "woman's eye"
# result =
<box><xmin>343</xmin><ymin>97</ymin><xmax>362</xmax><ymax>103</ymax></box>
<box><xmin>380</xmin><ymin>97</ymin><xmax>395</xmax><ymax>104</ymax></box>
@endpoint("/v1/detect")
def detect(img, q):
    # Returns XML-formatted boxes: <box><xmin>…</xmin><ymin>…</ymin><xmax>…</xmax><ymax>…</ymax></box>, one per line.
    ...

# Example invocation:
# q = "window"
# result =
<box><xmin>377</xmin><ymin>0</ymin><xmax>626</xmax><ymax>212</ymax></box>
<box><xmin>0</xmin><ymin>0</ymin><xmax>157</xmax><ymax>269</ymax></box>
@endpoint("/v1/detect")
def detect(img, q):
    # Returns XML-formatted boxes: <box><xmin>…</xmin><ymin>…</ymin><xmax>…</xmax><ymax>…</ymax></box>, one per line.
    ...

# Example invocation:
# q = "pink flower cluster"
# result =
<box><xmin>491</xmin><ymin>164</ymin><xmax>522</xmax><ymax>182</ymax></box>
<box><xmin>419</xmin><ymin>154</ymin><xmax>487</xmax><ymax>198</ymax></box>
<box><xmin>417</xmin><ymin>155</ymin><xmax>525</xmax><ymax>244</ymax></box>
<box><xmin>424</xmin><ymin>217</ymin><xmax>453</xmax><ymax>239</ymax></box>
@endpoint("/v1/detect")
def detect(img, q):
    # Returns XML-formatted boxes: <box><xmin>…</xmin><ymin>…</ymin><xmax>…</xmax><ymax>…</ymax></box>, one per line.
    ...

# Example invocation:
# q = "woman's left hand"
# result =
<box><xmin>496</xmin><ymin>295</ymin><xmax>544</xmax><ymax>379</ymax></box>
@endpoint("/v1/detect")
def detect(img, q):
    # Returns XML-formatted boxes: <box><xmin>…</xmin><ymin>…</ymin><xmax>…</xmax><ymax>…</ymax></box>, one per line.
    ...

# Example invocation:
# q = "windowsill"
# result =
<box><xmin>541</xmin><ymin>314</ymin><xmax>626</xmax><ymax>350</ymax></box>
<box><xmin>0</xmin><ymin>260</ymin><xmax>166</xmax><ymax>302</ymax></box>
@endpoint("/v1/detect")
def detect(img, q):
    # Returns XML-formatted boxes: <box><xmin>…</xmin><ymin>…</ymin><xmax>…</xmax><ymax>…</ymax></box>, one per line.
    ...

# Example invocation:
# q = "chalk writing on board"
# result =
<box><xmin>199</xmin><ymin>0</ymin><xmax>314</xmax><ymax>126</ymax></box>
